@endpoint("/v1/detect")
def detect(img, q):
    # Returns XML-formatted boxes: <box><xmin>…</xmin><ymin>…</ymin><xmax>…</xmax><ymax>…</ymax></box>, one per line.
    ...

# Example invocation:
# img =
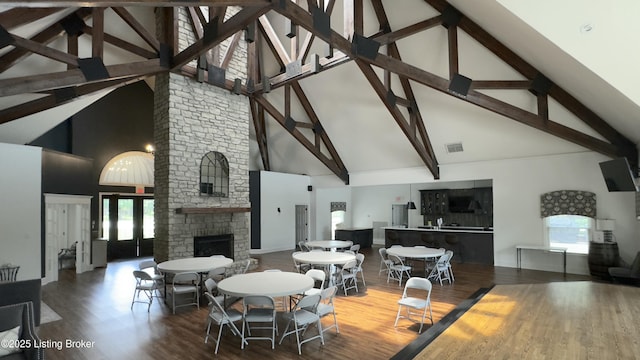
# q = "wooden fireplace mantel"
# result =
<box><xmin>175</xmin><ymin>207</ymin><xmax>251</xmax><ymax>214</ymax></box>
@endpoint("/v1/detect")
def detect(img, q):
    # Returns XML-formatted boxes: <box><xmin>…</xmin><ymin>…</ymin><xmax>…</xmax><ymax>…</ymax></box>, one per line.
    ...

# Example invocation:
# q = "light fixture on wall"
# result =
<box><xmin>407</xmin><ymin>184</ymin><xmax>417</xmax><ymax>210</ymax></box>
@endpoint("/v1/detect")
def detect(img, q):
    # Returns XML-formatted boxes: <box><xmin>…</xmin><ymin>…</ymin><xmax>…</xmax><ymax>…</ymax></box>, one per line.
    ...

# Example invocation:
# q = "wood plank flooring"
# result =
<box><xmin>38</xmin><ymin>246</ymin><xmax>592</xmax><ymax>359</ymax></box>
<box><xmin>416</xmin><ymin>282</ymin><xmax>640</xmax><ymax>360</ymax></box>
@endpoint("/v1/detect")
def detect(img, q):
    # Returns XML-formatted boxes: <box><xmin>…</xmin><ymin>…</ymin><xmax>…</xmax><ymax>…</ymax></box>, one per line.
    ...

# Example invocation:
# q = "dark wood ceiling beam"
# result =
<box><xmin>0</xmin><ymin>7</ymin><xmax>63</xmax><ymax>30</ymax></box>
<box><xmin>3</xmin><ymin>1</ymin><xmax>269</xmax><ymax>7</ymax></box>
<box><xmin>254</xmin><ymin>94</ymin><xmax>349</xmax><ymax>184</ymax></box>
<box><xmin>172</xmin><ymin>5</ymin><xmax>270</xmax><ymax>70</ymax></box>
<box><xmin>186</xmin><ymin>7</ymin><xmax>216</xmax><ymax>66</ymax></box>
<box><xmin>82</xmin><ymin>25</ymin><xmax>158</xmax><ymax>58</ymax></box>
<box><xmin>220</xmin><ymin>31</ymin><xmax>242</xmax><ymax>69</ymax></box>
<box><xmin>470</xmin><ymin>80</ymin><xmax>531</xmax><ymax>90</ymax></box>
<box><xmin>0</xmin><ymin>59</ymin><xmax>166</xmax><ymax>96</ymax></box>
<box><xmin>91</xmin><ymin>8</ymin><xmax>105</xmax><ymax>57</ymax></box>
<box><xmin>0</xmin><ymin>8</ymin><xmax>92</xmax><ymax>73</ymax></box>
<box><xmin>273</xmin><ymin>0</ymin><xmax>623</xmax><ymax>162</ymax></box>
<box><xmin>111</xmin><ymin>7</ymin><xmax>160</xmax><ymax>51</ymax></box>
<box><xmin>265</xmin><ymin>52</ymin><xmax>349</xmax><ymax>91</ymax></box>
<box><xmin>424</xmin><ymin>0</ymin><xmax>636</xmax><ymax>164</ymax></box>
<box><xmin>372</xmin><ymin>16</ymin><xmax>442</xmax><ymax>45</ymax></box>
<box><xmin>11</xmin><ymin>34</ymin><xmax>79</xmax><ymax>66</ymax></box>
<box><xmin>0</xmin><ymin>76</ymin><xmax>147</xmax><ymax>125</ymax></box>
<box><xmin>258</xmin><ymin>15</ymin><xmax>291</xmax><ymax>65</ymax></box>
<box><xmin>249</xmin><ymin>97</ymin><xmax>270</xmax><ymax>170</ymax></box>
<box><xmin>357</xmin><ymin>60</ymin><xmax>437</xmax><ymax>176</ymax></box>
<box><xmin>371</xmin><ymin>0</ymin><xmax>438</xmax><ymax>174</ymax></box>
<box><xmin>291</xmin><ymin>81</ymin><xmax>347</xmax><ymax>172</ymax></box>
<box><xmin>447</xmin><ymin>25</ymin><xmax>458</xmax><ymax>78</ymax></box>
<box><xmin>343</xmin><ymin>0</ymin><xmax>362</xmax><ymax>41</ymax></box>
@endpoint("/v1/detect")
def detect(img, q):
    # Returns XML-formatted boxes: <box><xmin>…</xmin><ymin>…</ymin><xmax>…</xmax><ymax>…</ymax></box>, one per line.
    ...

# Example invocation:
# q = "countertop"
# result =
<box><xmin>383</xmin><ymin>226</ymin><xmax>493</xmax><ymax>234</ymax></box>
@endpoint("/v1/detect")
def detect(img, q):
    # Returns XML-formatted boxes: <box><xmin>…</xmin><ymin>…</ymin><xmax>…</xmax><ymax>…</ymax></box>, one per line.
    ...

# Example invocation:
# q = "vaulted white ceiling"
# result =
<box><xmin>1</xmin><ymin>1</ymin><xmax>638</xmax><ymax>182</ymax></box>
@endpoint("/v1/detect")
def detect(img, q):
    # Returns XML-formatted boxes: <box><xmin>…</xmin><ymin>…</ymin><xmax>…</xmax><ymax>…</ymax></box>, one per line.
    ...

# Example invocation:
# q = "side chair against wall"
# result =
<box><xmin>204</xmin><ymin>292</ymin><xmax>245</xmax><ymax>354</ymax></box>
<box><xmin>241</xmin><ymin>295</ymin><xmax>278</xmax><ymax>349</ymax></box>
<box><xmin>170</xmin><ymin>272</ymin><xmax>200</xmax><ymax>314</ymax></box>
<box><xmin>394</xmin><ymin>277</ymin><xmax>433</xmax><ymax>334</ymax></box>
<box><xmin>609</xmin><ymin>251</ymin><xmax>640</xmax><ymax>285</ymax></box>
<box><xmin>0</xmin><ymin>302</ymin><xmax>43</xmax><ymax>360</ymax></box>
<box><xmin>279</xmin><ymin>294</ymin><xmax>324</xmax><ymax>355</ymax></box>
<box><xmin>131</xmin><ymin>270</ymin><xmax>158</xmax><ymax>312</ymax></box>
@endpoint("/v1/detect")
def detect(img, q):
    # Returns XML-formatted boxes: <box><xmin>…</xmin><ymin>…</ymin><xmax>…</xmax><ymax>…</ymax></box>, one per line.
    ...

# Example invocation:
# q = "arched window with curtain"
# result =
<box><xmin>540</xmin><ymin>190</ymin><xmax>596</xmax><ymax>254</ymax></box>
<box><xmin>200</xmin><ymin>151</ymin><xmax>229</xmax><ymax>197</ymax></box>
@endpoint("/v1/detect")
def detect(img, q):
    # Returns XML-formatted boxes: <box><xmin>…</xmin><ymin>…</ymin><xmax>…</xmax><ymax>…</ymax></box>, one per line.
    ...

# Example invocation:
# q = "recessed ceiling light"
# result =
<box><xmin>580</xmin><ymin>23</ymin><xmax>594</xmax><ymax>34</ymax></box>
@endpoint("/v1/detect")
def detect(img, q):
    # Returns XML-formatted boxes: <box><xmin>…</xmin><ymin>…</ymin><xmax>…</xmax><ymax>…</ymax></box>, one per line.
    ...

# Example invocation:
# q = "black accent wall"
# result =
<box><xmin>31</xmin><ymin>80</ymin><xmax>154</xmax><ymax>239</ymax></box>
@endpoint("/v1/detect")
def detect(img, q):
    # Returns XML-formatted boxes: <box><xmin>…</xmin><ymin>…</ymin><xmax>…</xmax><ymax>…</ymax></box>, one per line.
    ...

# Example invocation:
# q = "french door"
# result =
<box><xmin>102</xmin><ymin>194</ymin><xmax>154</xmax><ymax>259</ymax></box>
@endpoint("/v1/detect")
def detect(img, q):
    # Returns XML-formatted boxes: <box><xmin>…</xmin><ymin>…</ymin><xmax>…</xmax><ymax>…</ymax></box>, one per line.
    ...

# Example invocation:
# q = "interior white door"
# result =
<box><xmin>295</xmin><ymin>205</ymin><xmax>308</xmax><ymax>246</ymax></box>
<box><xmin>44</xmin><ymin>204</ymin><xmax>66</xmax><ymax>284</ymax></box>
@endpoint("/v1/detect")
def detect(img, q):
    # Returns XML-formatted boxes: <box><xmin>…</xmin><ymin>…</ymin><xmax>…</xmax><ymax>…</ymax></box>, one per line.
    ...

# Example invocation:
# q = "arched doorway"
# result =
<box><xmin>99</xmin><ymin>151</ymin><xmax>154</xmax><ymax>259</ymax></box>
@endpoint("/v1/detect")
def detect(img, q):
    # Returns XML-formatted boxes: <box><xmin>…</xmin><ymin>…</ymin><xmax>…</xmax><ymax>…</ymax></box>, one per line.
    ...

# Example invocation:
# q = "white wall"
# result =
<box><xmin>313</xmin><ymin>187</ymin><xmax>352</xmax><ymax>240</ymax></box>
<box><xmin>311</xmin><ymin>151</ymin><xmax>639</xmax><ymax>275</ymax></box>
<box><xmin>0</xmin><ymin>143</ymin><xmax>42</xmax><ymax>280</ymax></box>
<box><xmin>254</xmin><ymin>171</ymin><xmax>311</xmax><ymax>253</ymax></box>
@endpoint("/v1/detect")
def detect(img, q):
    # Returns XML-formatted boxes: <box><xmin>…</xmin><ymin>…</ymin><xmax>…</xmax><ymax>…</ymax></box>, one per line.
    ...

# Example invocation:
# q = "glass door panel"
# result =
<box><xmin>117</xmin><ymin>199</ymin><xmax>134</xmax><ymax>241</ymax></box>
<box><xmin>142</xmin><ymin>199</ymin><xmax>154</xmax><ymax>239</ymax></box>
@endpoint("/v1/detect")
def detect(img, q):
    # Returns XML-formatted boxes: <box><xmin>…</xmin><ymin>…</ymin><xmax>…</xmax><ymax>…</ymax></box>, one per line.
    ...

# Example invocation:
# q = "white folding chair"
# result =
<box><xmin>131</xmin><ymin>270</ymin><xmax>158</xmax><ymax>312</ymax></box>
<box><xmin>138</xmin><ymin>260</ymin><xmax>163</xmax><ymax>297</ymax></box>
<box><xmin>355</xmin><ymin>253</ymin><xmax>366</xmax><ymax>287</ymax></box>
<box><xmin>317</xmin><ymin>285</ymin><xmax>339</xmax><ymax>334</ymax></box>
<box><xmin>427</xmin><ymin>252</ymin><xmax>453</xmax><ymax>286</ymax></box>
<box><xmin>349</xmin><ymin>244</ymin><xmax>360</xmax><ymax>253</ymax></box>
<box><xmin>304</xmin><ymin>269</ymin><xmax>326</xmax><ymax>297</ymax></box>
<box><xmin>387</xmin><ymin>254</ymin><xmax>412</xmax><ymax>286</ymax></box>
<box><xmin>445</xmin><ymin>250</ymin><xmax>455</xmax><ymax>282</ymax></box>
<box><xmin>379</xmin><ymin>248</ymin><xmax>393</xmax><ymax>275</ymax></box>
<box><xmin>204</xmin><ymin>292</ymin><xmax>246</xmax><ymax>354</ymax></box>
<box><xmin>394</xmin><ymin>277</ymin><xmax>433</xmax><ymax>334</ymax></box>
<box><xmin>338</xmin><ymin>259</ymin><xmax>359</xmax><ymax>295</ymax></box>
<box><xmin>279</xmin><ymin>294</ymin><xmax>324</xmax><ymax>355</ymax></box>
<box><xmin>170</xmin><ymin>271</ymin><xmax>200</xmax><ymax>314</ymax></box>
<box><xmin>241</xmin><ymin>295</ymin><xmax>278</xmax><ymax>349</ymax></box>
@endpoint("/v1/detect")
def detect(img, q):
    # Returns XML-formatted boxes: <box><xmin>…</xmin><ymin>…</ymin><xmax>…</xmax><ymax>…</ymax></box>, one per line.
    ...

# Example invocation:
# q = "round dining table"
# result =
<box><xmin>386</xmin><ymin>246</ymin><xmax>445</xmax><ymax>260</ymax></box>
<box><xmin>157</xmin><ymin>256</ymin><xmax>234</xmax><ymax>274</ymax></box>
<box><xmin>386</xmin><ymin>246</ymin><xmax>445</xmax><ymax>277</ymax></box>
<box><xmin>293</xmin><ymin>251</ymin><xmax>356</xmax><ymax>286</ymax></box>
<box><xmin>217</xmin><ymin>271</ymin><xmax>314</xmax><ymax>298</ymax></box>
<box><xmin>305</xmin><ymin>240</ymin><xmax>353</xmax><ymax>251</ymax></box>
<box><xmin>292</xmin><ymin>251</ymin><xmax>355</xmax><ymax>265</ymax></box>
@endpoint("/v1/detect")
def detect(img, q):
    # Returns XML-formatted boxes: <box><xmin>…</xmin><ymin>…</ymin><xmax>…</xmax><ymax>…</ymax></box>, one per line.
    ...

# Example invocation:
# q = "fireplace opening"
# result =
<box><xmin>194</xmin><ymin>234</ymin><xmax>234</xmax><ymax>258</ymax></box>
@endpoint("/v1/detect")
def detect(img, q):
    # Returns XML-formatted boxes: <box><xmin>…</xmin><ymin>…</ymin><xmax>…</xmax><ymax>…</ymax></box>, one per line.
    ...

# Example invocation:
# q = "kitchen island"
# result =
<box><xmin>384</xmin><ymin>226</ymin><xmax>494</xmax><ymax>265</ymax></box>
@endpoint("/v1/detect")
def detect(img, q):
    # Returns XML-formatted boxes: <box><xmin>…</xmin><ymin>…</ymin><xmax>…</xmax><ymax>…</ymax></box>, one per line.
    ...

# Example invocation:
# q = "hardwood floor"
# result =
<box><xmin>38</xmin><ymin>246</ymin><xmax>591</xmax><ymax>359</ymax></box>
<box><xmin>416</xmin><ymin>282</ymin><xmax>640</xmax><ymax>360</ymax></box>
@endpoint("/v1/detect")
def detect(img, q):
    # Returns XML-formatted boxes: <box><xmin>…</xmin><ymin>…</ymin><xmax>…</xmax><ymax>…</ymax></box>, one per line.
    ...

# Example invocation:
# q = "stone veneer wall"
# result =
<box><xmin>153</xmin><ymin>7</ymin><xmax>251</xmax><ymax>266</ymax></box>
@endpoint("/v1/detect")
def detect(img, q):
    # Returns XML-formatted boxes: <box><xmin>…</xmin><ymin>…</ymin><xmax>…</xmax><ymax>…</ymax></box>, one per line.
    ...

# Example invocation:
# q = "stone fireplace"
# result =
<box><xmin>152</xmin><ymin>7</ymin><xmax>251</xmax><ymax>270</ymax></box>
<box><xmin>194</xmin><ymin>234</ymin><xmax>234</xmax><ymax>258</ymax></box>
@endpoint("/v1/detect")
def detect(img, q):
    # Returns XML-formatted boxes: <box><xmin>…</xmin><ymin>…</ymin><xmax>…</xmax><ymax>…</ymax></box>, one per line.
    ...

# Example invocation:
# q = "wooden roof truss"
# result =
<box><xmin>0</xmin><ymin>0</ymin><xmax>635</xmax><ymax>182</ymax></box>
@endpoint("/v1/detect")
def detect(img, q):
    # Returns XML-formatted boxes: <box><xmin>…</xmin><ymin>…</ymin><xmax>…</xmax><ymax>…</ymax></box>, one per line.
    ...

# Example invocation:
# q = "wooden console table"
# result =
<box><xmin>516</xmin><ymin>245</ymin><xmax>567</xmax><ymax>275</ymax></box>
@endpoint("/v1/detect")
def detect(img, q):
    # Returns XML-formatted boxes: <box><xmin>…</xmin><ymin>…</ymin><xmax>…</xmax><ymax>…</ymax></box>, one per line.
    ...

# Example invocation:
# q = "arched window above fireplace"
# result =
<box><xmin>200</xmin><ymin>151</ymin><xmax>229</xmax><ymax>197</ymax></box>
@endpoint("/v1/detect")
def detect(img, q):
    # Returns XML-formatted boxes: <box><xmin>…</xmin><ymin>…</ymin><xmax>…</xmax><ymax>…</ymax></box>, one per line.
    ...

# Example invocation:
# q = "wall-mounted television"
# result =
<box><xmin>448</xmin><ymin>195</ymin><xmax>474</xmax><ymax>213</ymax></box>
<box><xmin>599</xmin><ymin>157</ymin><xmax>638</xmax><ymax>192</ymax></box>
